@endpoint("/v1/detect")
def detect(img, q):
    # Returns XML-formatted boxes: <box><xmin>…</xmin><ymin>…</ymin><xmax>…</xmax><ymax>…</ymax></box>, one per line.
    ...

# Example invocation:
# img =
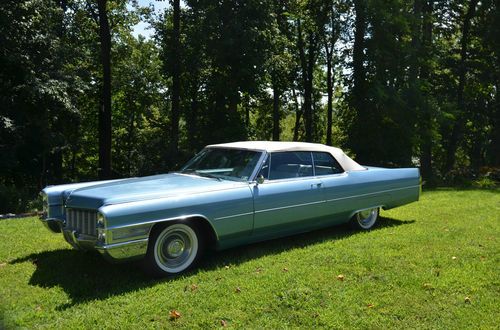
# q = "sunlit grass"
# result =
<box><xmin>0</xmin><ymin>189</ymin><xmax>498</xmax><ymax>328</ymax></box>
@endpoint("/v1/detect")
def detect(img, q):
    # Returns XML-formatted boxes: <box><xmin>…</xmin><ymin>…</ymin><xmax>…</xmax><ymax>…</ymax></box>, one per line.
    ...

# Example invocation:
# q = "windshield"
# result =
<box><xmin>180</xmin><ymin>148</ymin><xmax>263</xmax><ymax>181</ymax></box>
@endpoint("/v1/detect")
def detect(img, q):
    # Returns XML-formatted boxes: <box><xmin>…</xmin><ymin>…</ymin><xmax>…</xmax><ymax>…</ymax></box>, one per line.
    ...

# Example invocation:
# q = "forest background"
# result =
<box><xmin>1</xmin><ymin>0</ymin><xmax>499</xmax><ymax>212</ymax></box>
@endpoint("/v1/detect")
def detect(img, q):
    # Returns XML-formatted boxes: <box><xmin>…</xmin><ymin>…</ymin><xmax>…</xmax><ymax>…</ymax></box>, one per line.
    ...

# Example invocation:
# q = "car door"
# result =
<box><xmin>311</xmin><ymin>151</ymin><xmax>355</xmax><ymax>223</ymax></box>
<box><xmin>252</xmin><ymin>151</ymin><xmax>324</xmax><ymax>235</ymax></box>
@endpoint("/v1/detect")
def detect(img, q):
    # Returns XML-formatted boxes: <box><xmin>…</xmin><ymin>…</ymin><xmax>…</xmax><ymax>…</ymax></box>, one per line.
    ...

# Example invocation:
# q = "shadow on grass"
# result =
<box><xmin>10</xmin><ymin>216</ymin><xmax>414</xmax><ymax>309</ymax></box>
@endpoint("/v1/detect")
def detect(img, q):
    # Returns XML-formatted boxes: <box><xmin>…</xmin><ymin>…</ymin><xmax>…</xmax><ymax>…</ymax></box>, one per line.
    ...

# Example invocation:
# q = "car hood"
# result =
<box><xmin>64</xmin><ymin>173</ymin><xmax>246</xmax><ymax>209</ymax></box>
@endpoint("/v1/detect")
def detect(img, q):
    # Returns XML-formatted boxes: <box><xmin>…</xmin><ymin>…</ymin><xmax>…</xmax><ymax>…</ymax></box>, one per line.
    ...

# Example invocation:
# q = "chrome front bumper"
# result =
<box><xmin>62</xmin><ymin>227</ymin><xmax>149</xmax><ymax>262</ymax></box>
<box><xmin>40</xmin><ymin>215</ymin><xmax>149</xmax><ymax>262</ymax></box>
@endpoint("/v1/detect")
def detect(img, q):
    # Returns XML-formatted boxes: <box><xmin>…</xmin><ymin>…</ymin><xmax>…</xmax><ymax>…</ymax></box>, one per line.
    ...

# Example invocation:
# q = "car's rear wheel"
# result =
<box><xmin>144</xmin><ymin>221</ymin><xmax>204</xmax><ymax>277</ymax></box>
<box><xmin>351</xmin><ymin>208</ymin><xmax>379</xmax><ymax>230</ymax></box>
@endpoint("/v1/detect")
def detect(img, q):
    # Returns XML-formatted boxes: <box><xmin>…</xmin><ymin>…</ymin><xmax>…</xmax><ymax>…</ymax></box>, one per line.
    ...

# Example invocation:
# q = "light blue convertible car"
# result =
<box><xmin>40</xmin><ymin>141</ymin><xmax>420</xmax><ymax>276</ymax></box>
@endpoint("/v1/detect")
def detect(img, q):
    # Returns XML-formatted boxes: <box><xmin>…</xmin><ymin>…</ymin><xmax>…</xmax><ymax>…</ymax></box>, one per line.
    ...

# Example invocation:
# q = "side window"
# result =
<box><xmin>312</xmin><ymin>152</ymin><xmax>344</xmax><ymax>175</ymax></box>
<box><xmin>268</xmin><ymin>152</ymin><xmax>313</xmax><ymax>180</ymax></box>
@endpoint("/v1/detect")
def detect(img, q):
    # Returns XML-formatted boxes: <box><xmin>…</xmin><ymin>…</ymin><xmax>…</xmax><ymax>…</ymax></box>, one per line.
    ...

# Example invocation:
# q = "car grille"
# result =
<box><xmin>65</xmin><ymin>209</ymin><xmax>97</xmax><ymax>237</ymax></box>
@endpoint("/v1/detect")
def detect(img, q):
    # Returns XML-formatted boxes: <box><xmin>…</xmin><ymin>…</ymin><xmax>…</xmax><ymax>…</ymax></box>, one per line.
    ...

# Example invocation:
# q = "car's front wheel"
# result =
<box><xmin>144</xmin><ymin>221</ymin><xmax>204</xmax><ymax>277</ymax></box>
<box><xmin>351</xmin><ymin>207</ymin><xmax>379</xmax><ymax>230</ymax></box>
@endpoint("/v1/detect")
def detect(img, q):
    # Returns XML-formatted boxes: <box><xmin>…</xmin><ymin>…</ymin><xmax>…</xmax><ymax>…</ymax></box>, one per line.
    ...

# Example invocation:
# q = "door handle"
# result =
<box><xmin>311</xmin><ymin>183</ymin><xmax>322</xmax><ymax>189</ymax></box>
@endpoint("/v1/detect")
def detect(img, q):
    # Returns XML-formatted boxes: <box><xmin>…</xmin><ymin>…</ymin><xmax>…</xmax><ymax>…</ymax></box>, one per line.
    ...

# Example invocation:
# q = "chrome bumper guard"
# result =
<box><xmin>96</xmin><ymin>239</ymin><xmax>149</xmax><ymax>262</ymax></box>
<box><xmin>39</xmin><ymin>215</ymin><xmax>64</xmax><ymax>233</ymax></box>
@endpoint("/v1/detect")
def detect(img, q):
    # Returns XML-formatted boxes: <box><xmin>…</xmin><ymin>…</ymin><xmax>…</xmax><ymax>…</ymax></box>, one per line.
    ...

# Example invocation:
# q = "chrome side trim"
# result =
<box><xmin>214</xmin><ymin>212</ymin><xmax>254</xmax><ymax>221</ymax></box>
<box><xmin>255</xmin><ymin>200</ymin><xmax>325</xmax><ymax>214</ymax></box>
<box><xmin>253</xmin><ymin>184</ymin><xmax>419</xmax><ymax>215</ymax></box>
<box><xmin>258</xmin><ymin>173</ymin><xmax>347</xmax><ymax>184</ymax></box>
<box><xmin>97</xmin><ymin>238</ymin><xmax>149</xmax><ymax>250</ymax></box>
<box><xmin>325</xmin><ymin>185</ymin><xmax>420</xmax><ymax>203</ymax></box>
<box><xmin>106</xmin><ymin>214</ymin><xmax>219</xmax><ymax>240</ymax></box>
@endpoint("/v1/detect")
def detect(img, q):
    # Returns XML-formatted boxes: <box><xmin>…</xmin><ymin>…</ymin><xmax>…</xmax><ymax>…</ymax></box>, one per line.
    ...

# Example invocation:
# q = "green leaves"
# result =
<box><xmin>1</xmin><ymin>0</ymin><xmax>498</xmax><ymax>213</ymax></box>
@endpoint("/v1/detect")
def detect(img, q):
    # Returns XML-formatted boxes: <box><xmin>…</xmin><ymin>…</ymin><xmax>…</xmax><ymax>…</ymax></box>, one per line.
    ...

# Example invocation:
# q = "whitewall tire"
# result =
<box><xmin>351</xmin><ymin>208</ymin><xmax>379</xmax><ymax>230</ymax></box>
<box><xmin>144</xmin><ymin>221</ymin><xmax>204</xmax><ymax>276</ymax></box>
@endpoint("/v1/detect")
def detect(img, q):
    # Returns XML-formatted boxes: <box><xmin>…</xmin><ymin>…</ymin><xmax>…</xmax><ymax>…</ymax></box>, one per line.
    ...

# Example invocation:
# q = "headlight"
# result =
<box><xmin>97</xmin><ymin>213</ymin><xmax>107</xmax><ymax>243</ymax></box>
<box><xmin>97</xmin><ymin>229</ymin><xmax>106</xmax><ymax>243</ymax></box>
<box><xmin>97</xmin><ymin>212</ymin><xmax>106</xmax><ymax>228</ymax></box>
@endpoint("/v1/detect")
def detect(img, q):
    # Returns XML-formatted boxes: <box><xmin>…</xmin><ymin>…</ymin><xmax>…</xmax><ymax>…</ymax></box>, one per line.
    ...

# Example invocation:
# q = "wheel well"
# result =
<box><xmin>150</xmin><ymin>216</ymin><xmax>218</xmax><ymax>249</ymax></box>
<box><xmin>349</xmin><ymin>206</ymin><xmax>382</xmax><ymax>219</ymax></box>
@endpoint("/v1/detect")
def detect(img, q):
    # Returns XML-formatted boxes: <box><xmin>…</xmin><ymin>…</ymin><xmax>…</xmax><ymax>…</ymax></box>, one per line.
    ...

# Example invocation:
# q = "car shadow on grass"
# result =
<box><xmin>9</xmin><ymin>216</ymin><xmax>414</xmax><ymax>310</ymax></box>
<box><xmin>199</xmin><ymin>216</ymin><xmax>415</xmax><ymax>271</ymax></box>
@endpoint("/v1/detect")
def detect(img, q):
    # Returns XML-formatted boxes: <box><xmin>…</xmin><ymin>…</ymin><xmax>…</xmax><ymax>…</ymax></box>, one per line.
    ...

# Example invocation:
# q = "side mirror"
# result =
<box><xmin>256</xmin><ymin>175</ymin><xmax>265</xmax><ymax>185</ymax></box>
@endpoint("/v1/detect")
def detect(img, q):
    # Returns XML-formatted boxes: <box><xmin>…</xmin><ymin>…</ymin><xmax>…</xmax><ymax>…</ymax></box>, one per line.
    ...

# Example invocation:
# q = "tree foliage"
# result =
<box><xmin>0</xmin><ymin>0</ymin><xmax>498</xmax><ymax>212</ymax></box>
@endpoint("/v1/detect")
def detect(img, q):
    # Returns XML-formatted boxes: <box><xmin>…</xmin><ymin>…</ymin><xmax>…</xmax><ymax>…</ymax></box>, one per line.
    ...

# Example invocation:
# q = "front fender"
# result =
<box><xmin>99</xmin><ymin>186</ymin><xmax>254</xmax><ymax>246</ymax></box>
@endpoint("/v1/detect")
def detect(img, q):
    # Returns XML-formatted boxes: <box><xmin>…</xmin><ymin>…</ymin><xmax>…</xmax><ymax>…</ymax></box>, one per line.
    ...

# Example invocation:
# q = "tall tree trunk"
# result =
<box><xmin>97</xmin><ymin>0</ymin><xmax>112</xmax><ymax>179</ymax></box>
<box><xmin>444</xmin><ymin>0</ymin><xmax>479</xmax><ymax>173</ymax></box>
<box><xmin>419</xmin><ymin>0</ymin><xmax>434</xmax><ymax>184</ymax></box>
<box><xmin>49</xmin><ymin>151</ymin><xmax>63</xmax><ymax>184</ymax></box>
<box><xmin>126</xmin><ymin>95</ymin><xmax>136</xmax><ymax>176</ymax></box>
<box><xmin>169</xmin><ymin>0</ymin><xmax>181</xmax><ymax>167</ymax></box>
<box><xmin>297</xmin><ymin>19</ymin><xmax>315</xmax><ymax>142</ymax></box>
<box><xmin>50</xmin><ymin>0</ymin><xmax>68</xmax><ymax>184</ymax></box>
<box><xmin>493</xmin><ymin>1</ymin><xmax>500</xmax><ymax>166</ymax></box>
<box><xmin>352</xmin><ymin>0</ymin><xmax>366</xmax><ymax>111</ymax></box>
<box><xmin>408</xmin><ymin>0</ymin><xmax>421</xmax><ymax>88</ymax></box>
<box><xmin>292</xmin><ymin>88</ymin><xmax>302</xmax><ymax>141</ymax></box>
<box><xmin>187</xmin><ymin>87</ymin><xmax>199</xmax><ymax>151</ymax></box>
<box><xmin>305</xmin><ymin>32</ymin><xmax>315</xmax><ymax>142</ymax></box>
<box><xmin>324</xmin><ymin>22</ymin><xmax>335</xmax><ymax>146</ymax></box>
<box><xmin>351</xmin><ymin>0</ymin><xmax>367</xmax><ymax>160</ymax></box>
<box><xmin>493</xmin><ymin>78</ymin><xmax>500</xmax><ymax>166</ymax></box>
<box><xmin>409</xmin><ymin>0</ymin><xmax>433</xmax><ymax>181</ymax></box>
<box><xmin>325</xmin><ymin>55</ymin><xmax>333</xmax><ymax>145</ymax></box>
<box><xmin>272</xmin><ymin>82</ymin><xmax>280</xmax><ymax>141</ymax></box>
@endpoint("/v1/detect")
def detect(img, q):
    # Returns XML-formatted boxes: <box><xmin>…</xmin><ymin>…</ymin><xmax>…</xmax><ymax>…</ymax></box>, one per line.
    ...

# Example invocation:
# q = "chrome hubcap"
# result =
<box><xmin>154</xmin><ymin>223</ymin><xmax>198</xmax><ymax>273</ymax></box>
<box><xmin>356</xmin><ymin>208</ymin><xmax>378</xmax><ymax>229</ymax></box>
<box><xmin>167</xmin><ymin>239</ymin><xmax>185</xmax><ymax>257</ymax></box>
<box><xmin>359</xmin><ymin>209</ymin><xmax>372</xmax><ymax>219</ymax></box>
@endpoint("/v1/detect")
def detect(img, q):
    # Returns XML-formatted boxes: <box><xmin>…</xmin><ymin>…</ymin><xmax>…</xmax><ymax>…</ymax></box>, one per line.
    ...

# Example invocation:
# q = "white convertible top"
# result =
<box><xmin>207</xmin><ymin>141</ymin><xmax>366</xmax><ymax>172</ymax></box>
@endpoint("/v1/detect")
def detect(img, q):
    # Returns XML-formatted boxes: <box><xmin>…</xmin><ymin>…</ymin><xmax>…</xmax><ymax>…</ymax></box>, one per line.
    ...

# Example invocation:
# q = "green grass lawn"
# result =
<box><xmin>1</xmin><ymin>189</ymin><xmax>499</xmax><ymax>329</ymax></box>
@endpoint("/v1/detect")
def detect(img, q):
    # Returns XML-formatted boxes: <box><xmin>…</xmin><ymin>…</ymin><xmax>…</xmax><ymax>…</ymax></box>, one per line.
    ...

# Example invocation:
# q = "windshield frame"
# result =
<box><xmin>180</xmin><ymin>147</ymin><xmax>266</xmax><ymax>182</ymax></box>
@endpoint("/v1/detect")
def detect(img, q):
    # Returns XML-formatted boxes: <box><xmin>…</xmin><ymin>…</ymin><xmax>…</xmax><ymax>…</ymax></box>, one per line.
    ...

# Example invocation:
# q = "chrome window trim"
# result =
<box><xmin>253</xmin><ymin>150</ymin><xmax>349</xmax><ymax>183</ymax></box>
<box><xmin>311</xmin><ymin>151</ymin><xmax>345</xmax><ymax>176</ymax></box>
<box><xmin>261</xmin><ymin>151</ymin><xmax>316</xmax><ymax>182</ymax></box>
<box><xmin>184</xmin><ymin>147</ymin><xmax>265</xmax><ymax>183</ymax></box>
<box><xmin>249</xmin><ymin>151</ymin><xmax>268</xmax><ymax>182</ymax></box>
<box><xmin>310</xmin><ymin>151</ymin><xmax>315</xmax><ymax>176</ymax></box>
